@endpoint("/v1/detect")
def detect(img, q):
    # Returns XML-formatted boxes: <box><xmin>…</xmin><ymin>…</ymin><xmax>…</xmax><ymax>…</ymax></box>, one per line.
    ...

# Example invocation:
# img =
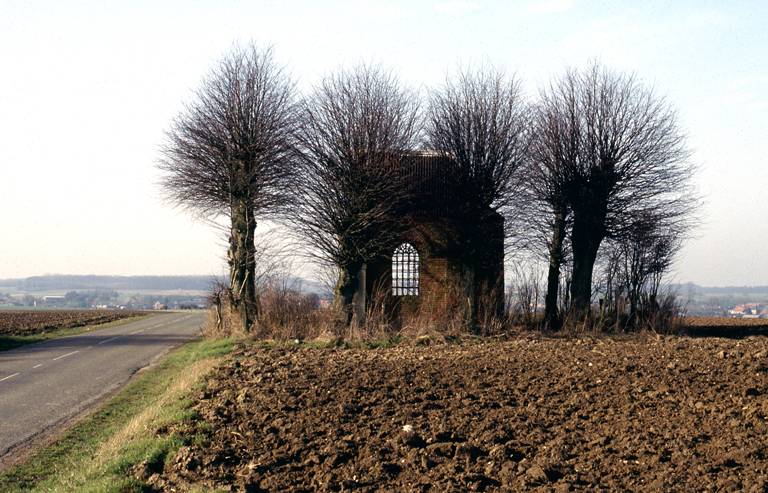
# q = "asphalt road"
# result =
<box><xmin>0</xmin><ymin>311</ymin><xmax>205</xmax><ymax>464</ymax></box>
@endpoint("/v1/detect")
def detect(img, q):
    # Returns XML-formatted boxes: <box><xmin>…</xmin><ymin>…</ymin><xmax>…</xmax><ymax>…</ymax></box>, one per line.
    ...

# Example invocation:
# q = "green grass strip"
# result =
<box><xmin>0</xmin><ymin>337</ymin><xmax>237</xmax><ymax>493</ymax></box>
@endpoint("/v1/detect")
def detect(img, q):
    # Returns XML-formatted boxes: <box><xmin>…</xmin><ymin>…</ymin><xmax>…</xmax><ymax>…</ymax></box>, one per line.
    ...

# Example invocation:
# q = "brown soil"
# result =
<box><xmin>143</xmin><ymin>329</ymin><xmax>768</xmax><ymax>492</ymax></box>
<box><xmin>0</xmin><ymin>310</ymin><xmax>154</xmax><ymax>338</ymax></box>
<box><xmin>682</xmin><ymin>317</ymin><xmax>768</xmax><ymax>338</ymax></box>
<box><xmin>683</xmin><ymin>317</ymin><xmax>768</xmax><ymax>327</ymax></box>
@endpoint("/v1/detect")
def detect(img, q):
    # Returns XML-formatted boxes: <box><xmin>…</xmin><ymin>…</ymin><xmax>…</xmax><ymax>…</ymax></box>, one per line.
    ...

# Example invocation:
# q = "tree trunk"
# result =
<box><xmin>464</xmin><ymin>258</ymin><xmax>478</xmax><ymax>334</ymax></box>
<box><xmin>228</xmin><ymin>196</ymin><xmax>257</xmax><ymax>333</ymax></box>
<box><xmin>570</xmin><ymin>217</ymin><xmax>604</xmax><ymax>319</ymax></box>
<box><xmin>544</xmin><ymin>209</ymin><xmax>567</xmax><ymax>330</ymax></box>
<box><xmin>332</xmin><ymin>262</ymin><xmax>361</xmax><ymax>326</ymax></box>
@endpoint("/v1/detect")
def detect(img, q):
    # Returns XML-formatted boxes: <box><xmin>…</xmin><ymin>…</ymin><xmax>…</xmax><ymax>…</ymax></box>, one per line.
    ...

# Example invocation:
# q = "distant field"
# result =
<box><xmin>0</xmin><ymin>306</ymin><xmax>61</xmax><ymax>311</ymax></box>
<box><xmin>679</xmin><ymin>315</ymin><xmax>768</xmax><ymax>338</ymax></box>
<box><xmin>0</xmin><ymin>310</ymin><xmax>155</xmax><ymax>338</ymax></box>
<box><xmin>684</xmin><ymin>316</ymin><xmax>768</xmax><ymax>327</ymax></box>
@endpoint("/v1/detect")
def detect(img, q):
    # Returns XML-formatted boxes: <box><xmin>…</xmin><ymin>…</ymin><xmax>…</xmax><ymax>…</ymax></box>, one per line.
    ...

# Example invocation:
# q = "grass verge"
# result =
<box><xmin>0</xmin><ymin>336</ymin><xmax>237</xmax><ymax>492</ymax></box>
<box><xmin>0</xmin><ymin>314</ymin><xmax>159</xmax><ymax>353</ymax></box>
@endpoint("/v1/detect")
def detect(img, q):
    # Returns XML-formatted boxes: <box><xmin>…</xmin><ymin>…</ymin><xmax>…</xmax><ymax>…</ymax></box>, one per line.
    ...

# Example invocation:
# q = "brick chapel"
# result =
<box><xmin>354</xmin><ymin>152</ymin><xmax>505</xmax><ymax>321</ymax></box>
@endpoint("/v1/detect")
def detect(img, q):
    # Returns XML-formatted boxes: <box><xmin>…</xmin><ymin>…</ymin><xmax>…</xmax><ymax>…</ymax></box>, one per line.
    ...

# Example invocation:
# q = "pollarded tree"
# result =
<box><xmin>533</xmin><ymin>62</ymin><xmax>697</xmax><ymax>320</ymax></box>
<box><xmin>425</xmin><ymin>64</ymin><xmax>529</xmax><ymax>331</ymax></box>
<box><xmin>527</xmin><ymin>76</ymin><xmax>579</xmax><ymax>329</ymax></box>
<box><xmin>291</xmin><ymin>62</ymin><xmax>421</xmax><ymax>325</ymax></box>
<box><xmin>159</xmin><ymin>42</ymin><xmax>298</xmax><ymax>332</ymax></box>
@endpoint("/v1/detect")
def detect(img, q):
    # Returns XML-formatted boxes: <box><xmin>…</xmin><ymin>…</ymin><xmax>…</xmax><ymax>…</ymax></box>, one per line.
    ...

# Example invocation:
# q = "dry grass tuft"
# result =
<box><xmin>204</xmin><ymin>271</ymin><xmax>684</xmax><ymax>345</ymax></box>
<box><xmin>95</xmin><ymin>358</ymin><xmax>218</xmax><ymax>464</ymax></box>
<box><xmin>204</xmin><ymin>278</ymin><xmax>518</xmax><ymax>345</ymax></box>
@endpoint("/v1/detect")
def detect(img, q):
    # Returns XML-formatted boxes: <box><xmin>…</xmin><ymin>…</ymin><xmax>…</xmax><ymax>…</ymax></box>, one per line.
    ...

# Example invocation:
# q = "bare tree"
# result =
<box><xmin>527</xmin><ymin>79</ymin><xmax>577</xmax><ymax>329</ymax></box>
<box><xmin>425</xmin><ymin>64</ymin><xmax>529</xmax><ymax>331</ymax></box>
<box><xmin>531</xmin><ymin>62</ymin><xmax>697</xmax><ymax>321</ymax></box>
<box><xmin>291</xmin><ymin>62</ymin><xmax>421</xmax><ymax>325</ymax></box>
<box><xmin>610</xmin><ymin>212</ymin><xmax>684</xmax><ymax>322</ymax></box>
<box><xmin>159</xmin><ymin>42</ymin><xmax>298</xmax><ymax>332</ymax></box>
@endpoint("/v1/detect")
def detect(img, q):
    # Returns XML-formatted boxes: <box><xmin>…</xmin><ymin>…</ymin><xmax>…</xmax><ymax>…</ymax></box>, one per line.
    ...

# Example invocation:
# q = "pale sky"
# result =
<box><xmin>1</xmin><ymin>0</ymin><xmax>766</xmax><ymax>287</ymax></box>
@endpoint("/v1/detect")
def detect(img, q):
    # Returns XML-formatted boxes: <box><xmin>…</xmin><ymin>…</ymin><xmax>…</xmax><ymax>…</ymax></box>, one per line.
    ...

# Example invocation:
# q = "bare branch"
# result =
<box><xmin>289</xmin><ymin>62</ymin><xmax>421</xmax><ymax>321</ymax></box>
<box><xmin>425</xmin><ymin>63</ymin><xmax>530</xmax><ymax>218</ymax></box>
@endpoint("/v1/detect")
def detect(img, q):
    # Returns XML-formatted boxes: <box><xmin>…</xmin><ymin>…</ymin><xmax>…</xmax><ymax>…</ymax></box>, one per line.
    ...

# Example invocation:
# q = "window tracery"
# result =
<box><xmin>392</xmin><ymin>243</ymin><xmax>419</xmax><ymax>296</ymax></box>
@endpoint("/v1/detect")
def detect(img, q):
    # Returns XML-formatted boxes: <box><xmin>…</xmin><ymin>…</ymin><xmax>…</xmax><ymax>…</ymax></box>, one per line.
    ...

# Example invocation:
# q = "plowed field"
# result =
<box><xmin>142</xmin><ymin>321</ymin><xmax>768</xmax><ymax>492</ymax></box>
<box><xmin>0</xmin><ymin>310</ymin><xmax>154</xmax><ymax>338</ymax></box>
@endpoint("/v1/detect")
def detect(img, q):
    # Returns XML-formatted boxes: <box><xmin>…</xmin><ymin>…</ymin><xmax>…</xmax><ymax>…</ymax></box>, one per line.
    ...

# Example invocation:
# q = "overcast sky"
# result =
<box><xmin>1</xmin><ymin>0</ymin><xmax>766</xmax><ymax>287</ymax></box>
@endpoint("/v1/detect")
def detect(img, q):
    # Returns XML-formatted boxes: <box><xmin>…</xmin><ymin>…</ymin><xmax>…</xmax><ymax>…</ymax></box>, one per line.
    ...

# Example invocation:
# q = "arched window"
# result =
<box><xmin>392</xmin><ymin>243</ymin><xmax>419</xmax><ymax>296</ymax></box>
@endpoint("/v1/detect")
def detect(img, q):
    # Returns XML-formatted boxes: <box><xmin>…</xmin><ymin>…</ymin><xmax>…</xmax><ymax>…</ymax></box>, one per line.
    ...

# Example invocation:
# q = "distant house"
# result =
<box><xmin>154</xmin><ymin>301</ymin><xmax>168</xmax><ymax>310</ymax></box>
<box><xmin>44</xmin><ymin>295</ymin><xmax>66</xmax><ymax>306</ymax></box>
<box><xmin>317</xmin><ymin>299</ymin><xmax>331</xmax><ymax>310</ymax></box>
<box><xmin>179</xmin><ymin>300</ymin><xmax>207</xmax><ymax>310</ymax></box>
<box><xmin>730</xmin><ymin>303</ymin><xmax>763</xmax><ymax>317</ymax></box>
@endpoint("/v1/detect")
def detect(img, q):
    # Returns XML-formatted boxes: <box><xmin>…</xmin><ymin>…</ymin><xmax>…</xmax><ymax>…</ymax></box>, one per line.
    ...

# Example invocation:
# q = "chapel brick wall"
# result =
<box><xmin>364</xmin><ymin>153</ymin><xmax>506</xmax><ymax>322</ymax></box>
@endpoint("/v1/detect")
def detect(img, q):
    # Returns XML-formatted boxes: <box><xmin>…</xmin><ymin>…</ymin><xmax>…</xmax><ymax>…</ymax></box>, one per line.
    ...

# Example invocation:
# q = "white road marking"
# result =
<box><xmin>53</xmin><ymin>351</ymin><xmax>78</xmax><ymax>361</ymax></box>
<box><xmin>1</xmin><ymin>316</ymin><xmax>191</xmax><ymax>382</ymax></box>
<box><xmin>0</xmin><ymin>373</ymin><xmax>20</xmax><ymax>382</ymax></box>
